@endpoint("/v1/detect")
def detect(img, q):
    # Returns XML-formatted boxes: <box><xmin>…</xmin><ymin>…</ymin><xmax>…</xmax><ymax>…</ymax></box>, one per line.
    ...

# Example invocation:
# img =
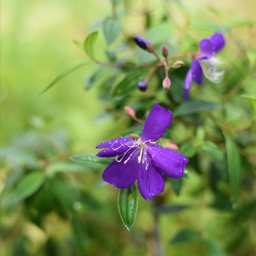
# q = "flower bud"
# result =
<box><xmin>162</xmin><ymin>77</ymin><xmax>171</xmax><ymax>90</ymax></box>
<box><xmin>137</xmin><ymin>81</ymin><xmax>148</xmax><ymax>91</ymax></box>
<box><xmin>172</xmin><ymin>60</ymin><xmax>184</xmax><ymax>68</ymax></box>
<box><xmin>166</xmin><ymin>142</ymin><xmax>179</xmax><ymax>151</ymax></box>
<box><xmin>133</xmin><ymin>35</ymin><xmax>154</xmax><ymax>53</ymax></box>
<box><xmin>161</xmin><ymin>45</ymin><xmax>169</xmax><ymax>58</ymax></box>
<box><xmin>124</xmin><ymin>106</ymin><xmax>136</xmax><ymax>118</ymax></box>
<box><xmin>129</xmin><ymin>133</ymin><xmax>140</xmax><ymax>140</ymax></box>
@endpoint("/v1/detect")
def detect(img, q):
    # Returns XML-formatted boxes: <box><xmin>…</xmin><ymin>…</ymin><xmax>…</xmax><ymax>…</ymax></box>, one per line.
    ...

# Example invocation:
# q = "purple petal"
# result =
<box><xmin>97</xmin><ymin>140</ymin><xmax>136</xmax><ymax>157</ymax></box>
<box><xmin>183</xmin><ymin>70</ymin><xmax>193</xmax><ymax>100</ymax></box>
<box><xmin>191</xmin><ymin>60</ymin><xmax>203</xmax><ymax>85</ymax></box>
<box><xmin>137</xmin><ymin>156</ymin><xmax>165</xmax><ymax>200</ymax></box>
<box><xmin>96</xmin><ymin>137</ymin><xmax>131</xmax><ymax>149</ymax></box>
<box><xmin>102</xmin><ymin>150</ymin><xmax>139</xmax><ymax>188</ymax></box>
<box><xmin>210</xmin><ymin>33</ymin><xmax>225</xmax><ymax>54</ymax></box>
<box><xmin>199</xmin><ymin>39</ymin><xmax>213</xmax><ymax>59</ymax></box>
<box><xmin>140</xmin><ymin>103</ymin><xmax>172</xmax><ymax>142</ymax></box>
<box><xmin>148</xmin><ymin>144</ymin><xmax>189</xmax><ymax>179</ymax></box>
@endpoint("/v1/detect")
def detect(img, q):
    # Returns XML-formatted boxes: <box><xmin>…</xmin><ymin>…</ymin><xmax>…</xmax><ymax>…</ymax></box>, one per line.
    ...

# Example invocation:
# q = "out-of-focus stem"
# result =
<box><xmin>153</xmin><ymin>197</ymin><xmax>163</xmax><ymax>256</ymax></box>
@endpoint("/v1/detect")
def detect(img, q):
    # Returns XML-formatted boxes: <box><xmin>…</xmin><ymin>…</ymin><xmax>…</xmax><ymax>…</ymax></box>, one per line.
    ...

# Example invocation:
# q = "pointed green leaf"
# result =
<box><xmin>155</xmin><ymin>204</ymin><xmax>189</xmax><ymax>215</ymax></box>
<box><xmin>113</xmin><ymin>68</ymin><xmax>148</xmax><ymax>97</ymax></box>
<box><xmin>16</xmin><ymin>171</ymin><xmax>45</xmax><ymax>201</ymax></box>
<box><xmin>41</xmin><ymin>62</ymin><xmax>89</xmax><ymax>94</ymax></box>
<box><xmin>179</xmin><ymin>142</ymin><xmax>196</xmax><ymax>158</ymax></box>
<box><xmin>174</xmin><ymin>101</ymin><xmax>220</xmax><ymax>117</ymax></box>
<box><xmin>118</xmin><ymin>184</ymin><xmax>138</xmax><ymax>231</ymax></box>
<box><xmin>83</xmin><ymin>31</ymin><xmax>98</xmax><ymax>61</ymax></box>
<box><xmin>225</xmin><ymin>133</ymin><xmax>240</xmax><ymax>202</ymax></box>
<box><xmin>103</xmin><ymin>17</ymin><xmax>121</xmax><ymax>46</ymax></box>
<box><xmin>169</xmin><ymin>228</ymin><xmax>200</xmax><ymax>244</ymax></box>
<box><xmin>70</xmin><ymin>154</ymin><xmax>113</xmax><ymax>168</ymax></box>
<box><xmin>169</xmin><ymin>178</ymin><xmax>183</xmax><ymax>196</ymax></box>
<box><xmin>207</xmin><ymin>237</ymin><xmax>225</xmax><ymax>256</ymax></box>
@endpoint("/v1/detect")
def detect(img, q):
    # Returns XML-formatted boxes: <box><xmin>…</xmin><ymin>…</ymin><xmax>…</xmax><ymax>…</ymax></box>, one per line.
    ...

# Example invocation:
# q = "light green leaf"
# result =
<box><xmin>225</xmin><ymin>133</ymin><xmax>240</xmax><ymax>202</ymax></box>
<box><xmin>201</xmin><ymin>145</ymin><xmax>223</xmax><ymax>161</ymax></box>
<box><xmin>169</xmin><ymin>228</ymin><xmax>200</xmax><ymax>244</ymax></box>
<box><xmin>179</xmin><ymin>142</ymin><xmax>196</xmax><ymax>158</ymax></box>
<box><xmin>207</xmin><ymin>237</ymin><xmax>225</xmax><ymax>256</ymax></box>
<box><xmin>73</xmin><ymin>40</ymin><xmax>83</xmax><ymax>50</ymax></box>
<box><xmin>70</xmin><ymin>154</ymin><xmax>113</xmax><ymax>168</ymax></box>
<box><xmin>41</xmin><ymin>62</ymin><xmax>89</xmax><ymax>94</ymax></box>
<box><xmin>83</xmin><ymin>31</ymin><xmax>98</xmax><ymax>61</ymax></box>
<box><xmin>118</xmin><ymin>184</ymin><xmax>138</xmax><ymax>231</ymax></box>
<box><xmin>103</xmin><ymin>17</ymin><xmax>121</xmax><ymax>46</ymax></box>
<box><xmin>16</xmin><ymin>171</ymin><xmax>45</xmax><ymax>201</ymax></box>
<box><xmin>174</xmin><ymin>101</ymin><xmax>220</xmax><ymax>117</ymax></box>
<box><xmin>113</xmin><ymin>68</ymin><xmax>148</xmax><ymax>97</ymax></box>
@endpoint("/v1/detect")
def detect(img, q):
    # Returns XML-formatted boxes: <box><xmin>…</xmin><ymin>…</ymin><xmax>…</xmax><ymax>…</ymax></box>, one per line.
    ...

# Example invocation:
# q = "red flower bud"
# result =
<box><xmin>124</xmin><ymin>106</ymin><xmax>136</xmax><ymax>118</ymax></box>
<box><xmin>162</xmin><ymin>77</ymin><xmax>171</xmax><ymax>90</ymax></box>
<box><xmin>172</xmin><ymin>60</ymin><xmax>184</xmax><ymax>68</ymax></box>
<box><xmin>161</xmin><ymin>45</ymin><xmax>169</xmax><ymax>58</ymax></box>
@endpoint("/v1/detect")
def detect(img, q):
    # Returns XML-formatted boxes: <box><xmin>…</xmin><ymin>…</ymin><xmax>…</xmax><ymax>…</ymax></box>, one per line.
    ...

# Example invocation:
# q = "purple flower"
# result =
<box><xmin>184</xmin><ymin>33</ymin><xmax>225</xmax><ymax>100</ymax></box>
<box><xmin>133</xmin><ymin>35</ymin><xmax>154</xmax><ymax>53</ymax></box>
<box><xmin>96</xmin><ymin>103</ymin><xmax>189</xmax><ymax>200</ymax></box>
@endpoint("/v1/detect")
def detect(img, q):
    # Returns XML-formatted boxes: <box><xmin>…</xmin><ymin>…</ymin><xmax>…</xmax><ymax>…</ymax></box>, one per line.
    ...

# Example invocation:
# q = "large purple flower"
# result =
<box><xmin>184</xmin><ymin>33</ymin><xmax>225</xmax><ymax>100</ymax></box>
<box><xmin>96</xmin><ymin>103</ymin><xmax>189</xmax><ymax>200</ymax></box>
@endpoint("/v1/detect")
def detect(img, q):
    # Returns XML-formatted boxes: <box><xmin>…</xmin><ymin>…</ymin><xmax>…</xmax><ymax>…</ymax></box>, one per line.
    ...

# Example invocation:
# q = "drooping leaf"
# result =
<box><xmin>174</xmin><ymin>101</ymin><xmax>220</xmax><ymax>117</ymax></box>
<box><xmin>70</xmin><ymin>154</ymin><xmax>113</xmax><ymax>168</ymax></box>
<box><xmin>201</xmin><ymin>145</ymin><xmax>223</xmax><ymax>161</ymax></box>
<box><xmin>113</xmin><ymin>68</ymin><xmax>148</xmax><ymax>97</ymax></box>
<box><xmin>16</xmin><ymin>171</ymin><xmax>45</xmax><ymax>201</ymax></box>
<box><xmin>118</xmin><ymin>184</ymin><xmax>138</xmax><ymax>231</ymax></box>
<box><xmin>225</xmin><ymin>133</ymin><xmax>240</xmax><ymax>202</ymax></box>
<box><xmin>169</xmin><ymin>228</ymin><xmax>201</xmax><ymax>244</ymax></box>
<box><xmin>169</xmin><ymin>178</ymin><xmax>183</xmax><ymax>196</ymax></box>
<box><xmin>155</xmin><ymin>204</ymin><xmax>189</xmax><ymax>215</ymax></box>
<box><xmin>83</xmin><ymin>31</ymin><xmax>98</xmax><ymax>61</ymax></box>
<box><xmin>206</xmin><ymin>237</ymin><xmax>225</xmax><ymax>256</ymax></box>
<box><xmin>103</xmin><ymin>17</ymin><xmax>121</xmax><ymax>46</ymax></box>
<box><xmin>41</xmin><ymin>62</ymin><xmax>89</xmax><ymax>94</ymax></box>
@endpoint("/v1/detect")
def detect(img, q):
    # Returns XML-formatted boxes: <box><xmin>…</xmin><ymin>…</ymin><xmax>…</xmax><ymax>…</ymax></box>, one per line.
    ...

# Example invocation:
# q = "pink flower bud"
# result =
<box><xmin>172</xmin><ymin>60</ymin><xmax>184</xmax><ymax>68</ymax></box>
<box><xmin>162</xmin><ymin>77</ymin><xmax>171</xmax><ymax>90</ymax></box>
<box><xmin>124</xmin><ymin>106</ymin><xmax>136</xmax><ymax>118</ymax></box>
<box><xmin>161</xmin><ymin>45</ymin><xmax>169</xmax><ymax>58</ymax></box>
<box><xmin>129</xmin><ymin>133</ymin><xmax>140</xmax><ymax>140</ymax></box>
<box><xmin>166</xmin><ymin>142</ymin><xmax>179</xmax><ymax>151</ymax></box>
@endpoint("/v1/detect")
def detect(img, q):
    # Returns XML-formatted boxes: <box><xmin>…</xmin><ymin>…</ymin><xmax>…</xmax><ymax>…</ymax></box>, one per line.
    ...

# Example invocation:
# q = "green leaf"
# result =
<box><xmin>71</xmin><ymin>215</ymin><xmax>87</xmax><ymax>254</ymax></box>
<box><xmin>155</xmin><ymin>204</ymin><xmax>189</xmax><ymax>215</ymax></box>
<box><xmin>206</xmin><ymin>237</ymin><xmax>225</xmax><ymax>256</ymax></box>
<box><xmin>225</xmin><ymin>133</ymin><xmax>240</xmax><ymax>202</ymax></box>
<box><xmin>169</xmin><ymin>228</ymin><xmax>200</xmax><ymax>244</ymax></box>
<box><xmin>179</xmin><ymin>142</ymin><xmax>196</xmax><ymax>158</ymax></box>
<box><xmin>113</xmin><ymin>68</ymin><xmax>148</xmax><ymax>97</ymax></box>
<box><xmin>16</xmin><ymin>171</ymin><xmax>45</xmax><ymax>201</ymax></box>
<box><xmin>83</xmin><ymin>31</ymin><xmax>98</xmax><ymax>61</ymax></box>
<box><xmin>85</xmin><ymin>68</ymin><xmax>107</xmax><ymax>90</ymax></box>
<box><xmin>169</xmin><ymin>178</ymin><xmax>183</xmax><ymax>196</ymax></box>
<box><xmin>41</xmin><ymin>62</ymin><xmax>89</xmax><ymax>94</ymax></box>
<box><xmin>174</xmin><ymin>101</ymin><xmax>220</xmax><ymax>117</ymax></box>
<box><xmin>73</xmin><ymin>40</ymin><xmax>83</xmax><ymax>50</ymax></box>
<box><xmin>103</xmin><ymin>17</ymin><xmax>121</xmax><ymax>46</ymax></box>
<box><xmin>70</xmin><ymin>154</ymin><xmax>113</xmax><ymax>168</ymax></box>
<box><xmin>201</xmin><ymin>145</ymin><xmax>223</xmax><ymax>161</ymax></box>
<box><xmin>118</xmin><ymin>184</ymin><xmax>138</xmax><ymax>231</ymax></box>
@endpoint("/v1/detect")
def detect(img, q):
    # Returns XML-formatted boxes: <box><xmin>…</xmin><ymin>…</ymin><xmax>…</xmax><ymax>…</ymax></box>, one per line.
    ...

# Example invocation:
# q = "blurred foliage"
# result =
<box><xmin>1</xmin><ymin>0</ymin><xmax>256</xmax><ymax>256</ymax></box>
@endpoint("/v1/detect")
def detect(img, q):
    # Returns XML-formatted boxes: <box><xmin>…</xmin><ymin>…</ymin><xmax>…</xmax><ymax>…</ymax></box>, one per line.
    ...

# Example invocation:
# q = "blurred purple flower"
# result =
<box><xmin>184</xmin><ymin>33</ymin><xmax>225</xmax><ymax>100</ymax></box>
<box><xmin>96</xmin><ymin>103</ymin><xmax>189</xmax><ymax>200</ymax></box>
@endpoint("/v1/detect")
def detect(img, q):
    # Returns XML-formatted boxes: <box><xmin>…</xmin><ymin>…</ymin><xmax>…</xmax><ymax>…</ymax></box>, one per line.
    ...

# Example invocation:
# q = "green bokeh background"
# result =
<box><xmin>1</xmin><ymin>0</ymin><xmax>256</xmax><ymax>255</ymax></box>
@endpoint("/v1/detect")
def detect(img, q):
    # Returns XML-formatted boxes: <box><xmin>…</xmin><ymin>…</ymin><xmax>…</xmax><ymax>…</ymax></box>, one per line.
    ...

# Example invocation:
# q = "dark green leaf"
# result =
<box><xmin>70</xmin><ymin>154</ymin><xmax>113</xmax><ymax>168</ymax></box>
<box><xmin>16</xmin><ymin>171</ymin><xmax>45</xmax><ymax>201</ymax></box>
<box><xmin>207</xmin><ymin>237</ymin><xmax>225</xmax><ymax>256</ymax></box>
<box><xmin>113</xmin><ymin>68</ymin><xmax>148</xmax><ymax>97</ymax></box>
<box><xmin>169</xmin><ymin>178</ymin><xmax>183</xmax><ymax>196</ymax></box>
<box><xmin>83</xmin><ymin>31</ymin><xmax>98</xmax><ymax>61</ymax></box>
<box><xmin>103</xmin><ymin>17</ymin><xmax>121</xmax><ymax>46</ymax></box>
<box><xmin>179</xmin><ymin>142</ymin><xmax>196</xmax><ymax>158</ymax></box>
<box><xmin>118</xmin><ymin>184</ymin><xmax>138</xmax><ymax>231</ymax></box>
<box><xmin>225</xmin><ymin>133</ymin><xmax>240</xmax><ymax>202</ymax></box>
<box><xmin>174</xmin><ymin>101</ymin><xmax>220</xmax><ymax>117</ymax></box>
<box><xmin>85</xmin><ymin>68</ymin><xmax>107</xmax><ymax>90</ymax></box>
<box><xmin>169</xmin><ymin>228</ymin><xmax>200</xmax><ymax>244</ymax></box>
<box><xmin>105</xmin><ymin>49</ymin><xmax>117</xmax><ymax>62</ymax></box>
<box><xmin>155</xmin><ymin>204</ymin><xmax>189</xmax><ymax>215</ymax></box>
<box><xmin>71</xmin><ymin>215</ymin><xmax>87</xmax><ymax>254</ymax></box>
<box><xmin>41</xmin><ymin>62</ymin><xmax>89</xmax><ymax>94</ymax></box>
